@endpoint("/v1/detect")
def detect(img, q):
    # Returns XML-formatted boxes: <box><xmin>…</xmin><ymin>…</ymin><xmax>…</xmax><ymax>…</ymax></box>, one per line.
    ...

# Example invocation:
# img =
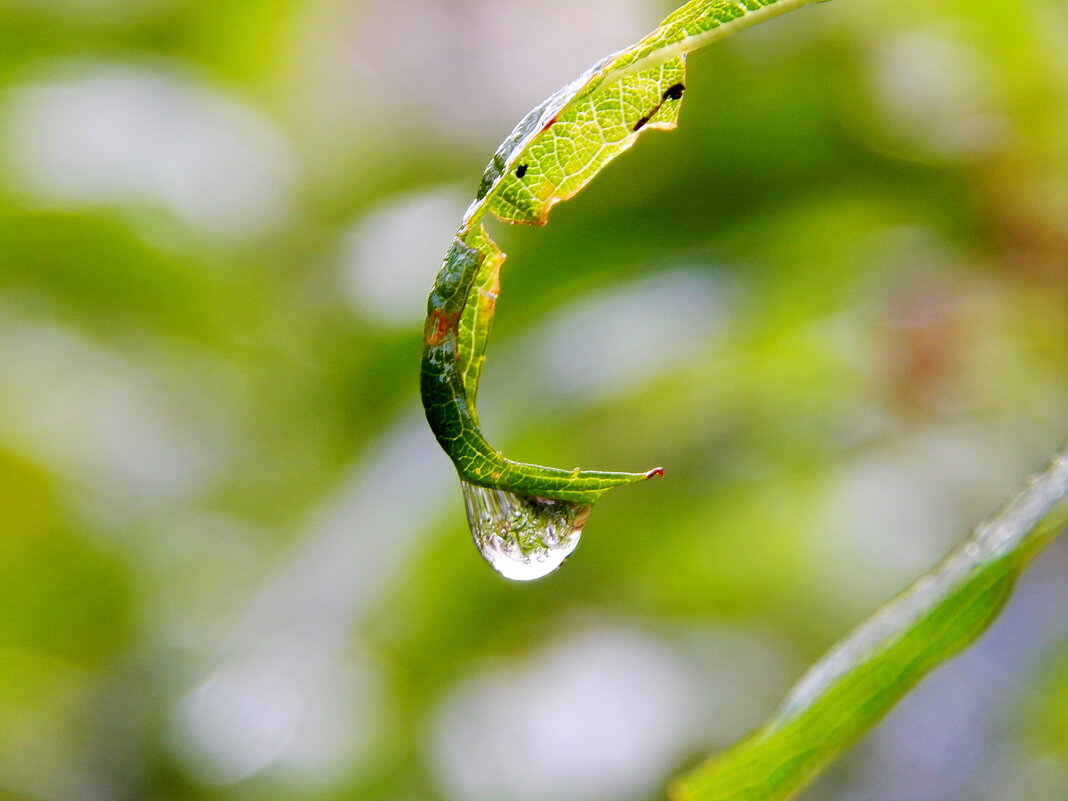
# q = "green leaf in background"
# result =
<box><xmin>671</xmin><ymin>446</ymin><xmax>1068</xmax><ymax>801</ymax></box>
<box><xmin>420</xmin><ymin>0</ymin><xmax>823</xmax><ymax>579</ymax></box>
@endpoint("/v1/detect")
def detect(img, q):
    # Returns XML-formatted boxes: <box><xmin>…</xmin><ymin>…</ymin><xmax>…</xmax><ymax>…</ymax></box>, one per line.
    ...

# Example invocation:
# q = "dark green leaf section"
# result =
<box><xmin>671</xmin><ymin>448</ymin><xmax>1068</xmax><ymax>801</ymax></box>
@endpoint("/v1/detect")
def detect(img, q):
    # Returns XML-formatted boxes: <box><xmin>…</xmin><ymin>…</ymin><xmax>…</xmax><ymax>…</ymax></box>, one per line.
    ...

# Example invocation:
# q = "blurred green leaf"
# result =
<box><xmin>671</xmin><ymin>447</ymin><xmax>1068</xmax><ymax>800</ymax></box>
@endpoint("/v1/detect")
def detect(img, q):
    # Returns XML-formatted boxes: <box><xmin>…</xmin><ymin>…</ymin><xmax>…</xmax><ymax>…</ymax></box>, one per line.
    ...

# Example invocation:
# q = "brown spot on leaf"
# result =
<box><xmin>424</xmin><ymin>309</ymin><xmax>459</xmax><ymax>346</ymax></box>
<box><xmin>663</xmin><ymin>83</ymin><xmax>685</xmax><ymax>101</ymax></box>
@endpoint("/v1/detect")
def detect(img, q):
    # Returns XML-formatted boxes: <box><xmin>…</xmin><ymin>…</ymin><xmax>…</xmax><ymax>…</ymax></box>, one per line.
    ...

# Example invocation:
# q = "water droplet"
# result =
<box><xmin>460</xmin><ymin>480</ymin><xmax>590</xmax><ymax>581</ymax></box>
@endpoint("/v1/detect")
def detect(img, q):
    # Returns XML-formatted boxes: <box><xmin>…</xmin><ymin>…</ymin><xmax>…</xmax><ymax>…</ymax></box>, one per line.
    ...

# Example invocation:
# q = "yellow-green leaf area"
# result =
<box><xmin>456</xmin><ymin>223</ymin><xmax>503</xmax><ymax>420</ymax></box>
<box><xmin>487</xmin><ymin>59</ymin><xmax>686</xmax><ymax>225</ymax></box>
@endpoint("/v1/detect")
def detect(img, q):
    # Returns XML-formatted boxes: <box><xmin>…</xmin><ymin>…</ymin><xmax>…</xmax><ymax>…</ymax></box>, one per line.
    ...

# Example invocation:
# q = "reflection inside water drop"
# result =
<box><xmin>460</xmin><ymin>480</ymin><xmax>590</xmax><ymax>581</ymax></box>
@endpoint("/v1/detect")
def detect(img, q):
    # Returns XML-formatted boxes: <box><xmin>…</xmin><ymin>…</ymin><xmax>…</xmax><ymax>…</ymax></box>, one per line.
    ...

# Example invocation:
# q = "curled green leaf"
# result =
<box><xmin>421</xmin><ymin>0</ymin><xmax>823</xmax><ymax>579</ymax></box>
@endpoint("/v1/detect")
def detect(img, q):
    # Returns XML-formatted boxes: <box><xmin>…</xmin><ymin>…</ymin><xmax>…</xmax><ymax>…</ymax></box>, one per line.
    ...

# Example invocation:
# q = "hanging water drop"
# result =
<box><xmin>460</xmin><ymin>480</ymin><xmax>590</xmax><ymax>580</ymax></box>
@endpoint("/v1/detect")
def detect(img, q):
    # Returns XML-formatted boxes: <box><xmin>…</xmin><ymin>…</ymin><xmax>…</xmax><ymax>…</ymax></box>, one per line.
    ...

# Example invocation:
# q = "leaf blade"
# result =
<box><xmin>670</xmin><ymin>447</ymin><xmax>1068</xmax><ymax>801</ymax></box>
<box><xmin>423</xmin><ymin>0</ymin><xmax>826</xmax><ymax>506</ymax></box>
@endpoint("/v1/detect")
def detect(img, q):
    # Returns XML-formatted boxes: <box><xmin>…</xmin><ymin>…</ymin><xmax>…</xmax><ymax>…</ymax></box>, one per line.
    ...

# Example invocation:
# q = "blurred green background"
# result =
<box><xmin>1</xmin><ymin>0</ymin><xmax>1067</xmax><ymax>799</ymax></box>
